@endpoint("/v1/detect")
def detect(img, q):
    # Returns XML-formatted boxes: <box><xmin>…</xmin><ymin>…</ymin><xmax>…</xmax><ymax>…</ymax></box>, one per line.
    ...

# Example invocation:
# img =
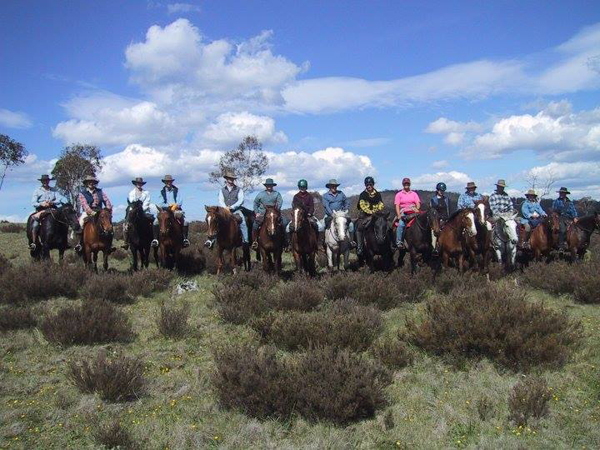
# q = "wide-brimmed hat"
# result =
<box><xmin>162</xmin><ymin>174</ymin><xmax>175</xmax><ymax>183</ymax></box>
<box><xmin>557</xmin><ymin>187</ymin><xmax>571</xmax><ymax>194</ymax></box>
<box><xmin>222</xmin><ymin>169</ymin><xmax>237</xmax><ymax>180</ymax></box>
<box><xmin>326</xmin><ymin>179</ymin><xmax>340</xmax><ymax>188</ymax></box>
<box><xmin>38</xmin><ymin>174</ymin><xmax>54</xmax><ymax>182</ymax></box>
<box><xmin>131</xmin><ymin>177</ymin><xmax>147</xmax><ymax>186</ymax></box>
<box><xmin>263</xmin><ymin>178</ymin><xmax>277</xmax><ymax>187</ymax></box>
<box><xmin>83</xmin><ymin>175</ymin><xmax>99</xmax><ymax>184</ymax></box>
<box><xmin>496</xmin><ymin>179</ymin><xmax>507</xmax><ymax>188</ymax></box>
<box><xmin>466</xmin><ymin>181</ymin><xmax>477</xmax><ymax>190</ymax></box>
<box><xmin>525</xmin><ymin>189</ymin><xmax>538</xmax><ymax>197</ymax></box>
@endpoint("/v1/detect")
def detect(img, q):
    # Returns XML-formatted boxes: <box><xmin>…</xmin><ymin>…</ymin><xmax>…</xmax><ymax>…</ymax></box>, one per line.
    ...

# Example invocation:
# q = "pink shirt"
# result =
<box><xmin>394</xmin><ymin>190</ymin><xmax>420</xmax><ymax>213</ymax></box>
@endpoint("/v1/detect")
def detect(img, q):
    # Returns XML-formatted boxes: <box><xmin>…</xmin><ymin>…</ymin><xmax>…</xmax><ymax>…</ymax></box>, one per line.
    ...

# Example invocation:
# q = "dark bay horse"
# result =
<box><xmin>290</xmin><ymin>206</ymin><xmax>318</xmax><ymax>276</ymax></box>
<box><xmin>27</xmin><ymin>203</ymin><xmax>80</xmax><ymax>261</ymax></box>
<box><xmin>438</xmin><ymin>208</ymin><xmax>477</xmax><ymax>272</ymax></box>
<box><xmin>566</xmin><ymin>212</ymin><xmax>600</xmax><ymax>261</ymax></box>
<box><xmin>396</xmin><ymin>209</ymin><xmax>441</xmax><ymax>274</ymax></box>
<box><xmin>524</xmin><ymin>211</ymin><xmax>560</xmax><ymax>263</ymax></box>
<box><xmin>82</xmin><ymin>208</ymin><xmax>114</xmax><ymax>271</ymax></box>
<box><xmin>257</xmin><ymin>205</ymin><xmax>285</xmax><ymax>274</ymax></box>
<box><xmin>157</xmin><ymin>209</ymin><xmax>183</xmax><ymax>270</ymax></box>
<box><xmin>465</xmin><ymin>200</ymin><xmax>493</xmax><ymax>274</ymax></box>
<box><xmin>125</xmin><ymin>200</ymin><xmax>154</xmax><ymax>271</ymax></box>
<box><xmin>362</xmin><ymin>211</ymin><xmax>394</xmax><ymax>273</ymax></box>
<box><xmin>205</xmin><ymin>206</ymin><xmax>251</xmax><ymax>274</ymax></box>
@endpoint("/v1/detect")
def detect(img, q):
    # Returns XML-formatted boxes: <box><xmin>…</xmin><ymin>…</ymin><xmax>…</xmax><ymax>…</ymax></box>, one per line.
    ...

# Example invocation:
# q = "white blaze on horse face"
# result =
<box><xmin>505</xmin><ymin>219</ymin><xmax>519</xmax><ymax>244</ymax></box>
<box><xmin>294</xmin><ymin>208</ymin><xmax>299</xmax><ymax>230</ymax></box>
<box><xmin>270</xmin><ymin>211</ymin><xmax>275</xmax><ymax>234</ymax></box>
<box><xmin>466</xmin><ymin>212</ymin><xmax>477</xmax><ymax>236</ymax></box>
<box><xmin>477</xmin><ymin>203</ymin><xmax>486</xmax><ymax>224</ymax></box>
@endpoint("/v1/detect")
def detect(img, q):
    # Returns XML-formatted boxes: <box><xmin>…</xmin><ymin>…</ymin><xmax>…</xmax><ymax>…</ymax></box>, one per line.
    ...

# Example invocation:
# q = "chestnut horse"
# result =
<box><xmin>257</xmin><ymin>205</ymin><xmax>285</xmax><ymax>274</ymax></box>
<box><xmin>465</xmin><ymin>200</ymin><xmax>493</xmax><ymax>274</ymax></box>
<box><xmin>525</xmin><ymin>211</ymin><xmax>560</xmax><ymax>263</ymax></box>
<box><xmin>566</xmin><ymin>212</ymin><xmax>600</xmax><ymax>261</ymax></box>
<box><xmin>290</xmin><ymin>206</ymin><xmax>318</xmax><ymax>276</ymax></box>
<box><xmin>157</xmin><ymin>209</ymin><xmax>183</xmax><ymax>270</ymax></box>
<box><xmin>438</xmin><ymin>208</ymin><xmax>477</xmax><ymax>272</ymax></box>
<box><xmin>205</xmin><ymin>206</ymin><xmax>251</xmax><ymax>274</ymax></box>
<box><xmin>82</xmin><ymin>208</ymin><xmax>114</xmax><ymax>271</ymax></box>
<box><xmin>396</xmin><ymin>209</ymin><xmax>441</xmax><ymax>274</ymax></box>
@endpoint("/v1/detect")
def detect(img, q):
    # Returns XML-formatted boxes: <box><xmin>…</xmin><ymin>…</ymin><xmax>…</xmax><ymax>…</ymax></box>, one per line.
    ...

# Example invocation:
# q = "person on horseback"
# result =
<box><xmin>286</xmin><ymin>179</ymin><xmax>321</xmax><ymax>239</ymax></box>
<box><xmin>394</xmin><ymin>178</ymin><xmax>421</xmax><ymax>250</ymax></box>
<box><xmin>122</xmin><ymin>177</ymin><xmax>154</xmax><ymax>250</ymax></box>
<box><xmin>204</xmin><ymin>169</ymin><xmax>247</xmax><ymax>249</ymax></box>
<box><xmin>322</xmin><ymin>179</ymin><xmax>355</xmax><ymax>244</ymax></box>
<box><xmin>29</xmin><ymin>174</ymin><xmax>62</xmax><ymax>251</ymax></box>
<box><xmin>430</xmin><ymin>182</ymin><xmax>450</xmax><ymax>256</ymax></box>
<box><xmin>355</xmin><ymin>176</ymin><xmax>385</xmax><ymax>256</ymax></box>
<box><xmin>553</xmin><ymin>186</ymin><xmax>578</xmax><ymax>250</ymax></box>
<box><xmin>489</xmin><ymin>179</ymin><xmax>514</xmax><ymax>217</ymax></box>
<box><xmin>251</xmin><ymin>178</ymin><xmax>286</xmax><ymax>250</ymax></box>
<box><xmin>75</xmin><ymin>175</ymin><xmax>113</xmax><ymax>253</ymax></box>
<box><xmin>519</xmin><ymin>189</ymin><xmax>547</xmax><ymax>250</ymax></box>
<box><xmin>155</xmin><ymin>175</ymin><xmax>189</xmax><ymax>248</ymax></box>
<box><xmin>457</xmin><ymin>181</ymin><xmax>483</xmax><ymax>209</ymax></box>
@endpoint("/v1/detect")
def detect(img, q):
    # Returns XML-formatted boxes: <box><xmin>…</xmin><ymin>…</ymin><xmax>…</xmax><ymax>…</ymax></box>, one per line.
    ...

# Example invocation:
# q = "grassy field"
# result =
<box><xmin>1</xmin><ymin>226</ymin><xmax>600</xmax><ymax>449</ymax></box>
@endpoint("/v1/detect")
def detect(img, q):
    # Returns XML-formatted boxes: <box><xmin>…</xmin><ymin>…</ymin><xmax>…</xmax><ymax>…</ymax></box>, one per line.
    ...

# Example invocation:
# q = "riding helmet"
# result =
<box><xmin>436</xmin><ymin>182</ymin><xmax>447</xmax><ymax>192</ymax></box>
<box><xmin>298</xmin><ymin>179</ymin><xmax>308</xmax><ymax>189</ymax></box>
<box><xmin>364</xmin><ymin>176</ymin><xmax>375</xmax><ymax>186</ymax></box>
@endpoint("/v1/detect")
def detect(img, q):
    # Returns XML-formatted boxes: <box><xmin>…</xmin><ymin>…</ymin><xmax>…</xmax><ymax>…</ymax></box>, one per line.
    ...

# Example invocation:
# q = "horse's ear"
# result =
<box><xmin>205</xmin><ymin>205</ymin><xmax>210</xmax><ymax>212</ymax></box>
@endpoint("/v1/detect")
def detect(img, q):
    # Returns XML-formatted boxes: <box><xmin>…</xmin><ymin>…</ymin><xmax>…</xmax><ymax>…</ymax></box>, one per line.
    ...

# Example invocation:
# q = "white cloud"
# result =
<box><xmin>167</xmin><ymin>3</ymin><xmax>200</xmax><ymax>14</ymax></box>
<box><xmin>0</xmin><ymin>109</ymin><xmax>32</xmax><ymax>129</ymax></box>
<box><xmin>202</xmin><ymin>112</ymin><xmax>287</xmax><ymax>146</ymax></box>
<box><xmin>431</xmin><ymin>160</ymin><xmax>449</xmax><ymax>169</ymax></box>
<box><xmin>525</xmin><ymin>161</ymin><xmax>600</xmax><ymax>198</ymax></box>
<box><xmin>426</xmin><ymin>117</ymin><xmax>482</xmax><ymax>134</ymax></box>
<box><xmin>402</xmin><ymin>171</ymin><xmax>472</xmax><ymax>191</ymax></box>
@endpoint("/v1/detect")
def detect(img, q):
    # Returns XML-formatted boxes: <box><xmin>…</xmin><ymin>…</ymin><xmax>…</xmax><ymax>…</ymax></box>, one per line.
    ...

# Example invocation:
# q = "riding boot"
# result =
<box><xmin>182</xmin><ymin>225</ymin><xmax>190</xmax><ymax>247</ymax></box>
<box><xmin>519</xmin><ymin>226</ymin><xmax>530</xmax><ymax>250</ymax></box>
<box><xmin>74</xmin><ymin>230</ymin><xmax>83</xmax><ymax>254</ymax></box>
<box><xmin>151</xmin><ymin>224</ymin><xmax>160</xmax><ymax>248</ymax></box>
<box><xmin>30</xmin><ymin>222</ymin><xmax>39</xmax><ymax>251</ymax></box>
<box><xmin>355</xmin><ymin>229</ymin><xmax>364</xmax><ymax>256</ymax></box>
<box><xmin>251</xmin><ymin>228</ymin><xmax>259</xmax><ymax>250</ymax></box>
<box><xmin>121</xmin><ymin>223</ymin><xmax>130</xmax><ymax>250</ymax></box>
<box><xmin>558</xmin><ymin>232</ymin><xmax>567</xmax><ymax>251</ymax></box>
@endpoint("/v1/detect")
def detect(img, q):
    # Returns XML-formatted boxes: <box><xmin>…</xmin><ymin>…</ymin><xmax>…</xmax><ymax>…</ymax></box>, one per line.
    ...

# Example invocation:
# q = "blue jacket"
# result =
<box><xmin>253</xmin><ymin>190</ymin><xmax>283</xmax><ymax>215</ymax></box>
<box><xmin>520</xmin><ymin>200</ymin><xmax>547</xmax><ymax>225</ymax></box>
<box><xmin>457</xmin><ymin>192</ymin><xmax>483</xmax><ymax>210</ymax></box>
<box><xmin>31</xmin><ymin>187</ymin><xmax>59</xmax><ymax>209</ymax></box>
<box><xmin>322</xmin><ymin>191</ymin><xmax>349</xmax><ymax>216</ymax></box>
<box><xmin>553</xmin><ymin>198</ymin><xmax>578</xmax><ymax>219</ymax></box>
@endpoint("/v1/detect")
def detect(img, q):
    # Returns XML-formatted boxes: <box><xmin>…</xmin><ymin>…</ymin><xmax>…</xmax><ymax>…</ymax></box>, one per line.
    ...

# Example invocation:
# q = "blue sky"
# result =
<box><xmin>1</xmin><ymin>1</ymin><xmax>600</xmax><ymax>221</ymax></box>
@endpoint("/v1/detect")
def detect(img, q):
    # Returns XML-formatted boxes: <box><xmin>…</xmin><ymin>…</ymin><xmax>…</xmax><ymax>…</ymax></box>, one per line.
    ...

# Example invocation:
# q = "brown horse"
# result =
<box><xmin>290</xmin><ymin>206</ymin><xmax>318</xmax><ymax>276</ymax></box>
<box><xmin>157</xmin><ymin>209</ymin><xmax>183</xmax><ymax>270</ymax></box>
<box><xmin>526</xmin><ymin>211</ymin><xmax>560</xmax><ymax>262</ymax></box>
<box><xmin>438</xmin><ymin>208</ymin><xmax>477</xmax><ymax>272</ymax></box>
<box><xmin>82</xmin><ymin>208</ymin><xmax>114</xmax><ymax>271</ymax></box>
<box><xmin>257</xmin><ymin>205</ymin><xmax>285</xmax><ymax>274</ymax></box>
<box><xmin>566</xmin><ymin>212</ymin><xmax>600</xmax><ymax>261</ymax></box>
<box><xmin>465</xmin><ymin>199</ymin><xmax>493</xmax><ymax>274</ymax></box>
<box><xmin>396</xmin><ymin>209</ymin><xmax>441</xmax><ymax>274</ymax></box>
<box><xmin>205</xmin><ymin>206</ymin><xmax>251</xmax><ymax>274</ymax></box>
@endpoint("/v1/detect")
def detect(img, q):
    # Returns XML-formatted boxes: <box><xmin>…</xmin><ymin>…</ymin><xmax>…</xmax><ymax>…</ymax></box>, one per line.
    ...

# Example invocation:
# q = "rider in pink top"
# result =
<box><xmin>395</xmin><ymin>178</ymin><xmax>421</xmax><ymax>249</ymax></box>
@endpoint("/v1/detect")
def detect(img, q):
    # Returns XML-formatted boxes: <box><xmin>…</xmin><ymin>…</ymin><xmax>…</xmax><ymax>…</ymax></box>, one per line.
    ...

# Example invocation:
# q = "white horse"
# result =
<box><xmin>492</xmin><ymin>211</ymin><xmax>518</xmax><ymax>271</ymax></box>
<box><xmin>324</xmin><ymin>210</ymin><xmax>352</xmax><ymax>271</ymax></box>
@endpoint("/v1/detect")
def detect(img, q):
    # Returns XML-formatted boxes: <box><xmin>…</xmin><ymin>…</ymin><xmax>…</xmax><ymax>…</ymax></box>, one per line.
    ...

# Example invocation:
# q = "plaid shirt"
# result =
<box><xmin>489</xmin><ymin>192</ymin><xmax>513</xmax><ymax>216</ymax></box>
<box><xmin>78</xmin><ymin>189</ymin><xmax>112</xmax><ymax>215</ymax></box>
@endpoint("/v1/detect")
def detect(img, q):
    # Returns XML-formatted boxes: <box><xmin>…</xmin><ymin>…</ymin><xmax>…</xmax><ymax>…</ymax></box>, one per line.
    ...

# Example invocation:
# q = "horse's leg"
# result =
<box><xmin>58</xmin><ymin>248</ymin><xmax>64</xmax><ymax>264</ymax></box>
<box><xmin>93</xmin><ymin>250</ymin><xmax>99</xmax><ymax>272</ymax></box>
<box><xmin>216</xmin><ymin>247</ymin><xmax>224</xmax><ymax>275</ymax></box>
<box><xmin>292</xmin><ymin>249</ymin><xmax>301</xmax><ymax>272</ymax></box>
<box><xmin>397</xmin><ymin>249</ymin><xmax>406</xmax><ymax>268</ymax></box>
<box><xmin>261</xmin><ymin>248</ymin><xmax>269</xmax><ymax>272</ymax></box>
<box><xmin>326</xmin><ymin>246</ymin><xmax>334</xmax><ymax>272</ymax></box>
<box><xmin>232</xmin><ymin>248</ymin><xmax>238</xmax><ymax>275</ymax></box>
<box><xmin>132</xmin><ymin>248</ymin><xmax>138</xmax><ymax>271</ymax></box>
<box><xmin>103</xmin><ymin>250</ymin><xmax>109</xmax><ymax>271</ymax></box>
<box><xmin>410</xmin><ymin>247</ymin><xmax>417</xmax><ymax>275</ymax></box>
<box><xmin>458</xmin><ymin>252</ymin><xmax>465</xmax><ymax>273</ymax></box>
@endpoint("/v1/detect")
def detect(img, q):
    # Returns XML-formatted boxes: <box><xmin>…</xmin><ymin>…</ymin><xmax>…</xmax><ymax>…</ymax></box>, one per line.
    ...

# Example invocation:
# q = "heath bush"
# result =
<box><xmin>0</xmin><ymin>306</ymin><xmax>37</xmax><ymax>332</ymax></box>
<box><xmin>157</xmin><ymin>301</ymin><xmax>190</xmax><ymax>339</ymax></box>
<box><xmin>508</xmin><ymin>376</ymin><xmax>552</xmax><ymax>426</ymax></box>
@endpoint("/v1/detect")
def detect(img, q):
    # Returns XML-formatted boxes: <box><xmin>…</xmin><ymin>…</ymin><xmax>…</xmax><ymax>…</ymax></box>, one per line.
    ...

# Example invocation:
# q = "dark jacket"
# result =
<box><xmin>430</xmin><ymin>195</ymin><xmax>450</xmax><ymax>220</ymax></box>
<box><xmin>292</xmin><ymin>191</ymin><xmax>315</xmax><ymax>215</ymax></box>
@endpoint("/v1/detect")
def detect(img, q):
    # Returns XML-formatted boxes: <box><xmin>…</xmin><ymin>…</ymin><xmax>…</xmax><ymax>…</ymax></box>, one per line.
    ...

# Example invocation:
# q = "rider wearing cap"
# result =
<box><xmin>429</xmin><ymin>182</ymin><xmax>450</xmax><ymax>255</ymax></box>
<box><xmin>122</xmin><ymin>177</ymin><xmax>154</xmax><ymax>250</ymax></box>
<box><xmin>75</xmin><ymin>175</ymin><xmax>113</xmax><ymax>253</ymax></box>
<box><xmin>156</xmin><ymin>175</ymin><xmax>189</xmax><ymax>248</ymax></box>
<box><xmin>251</xmin><ymin>178</ymin><xmax>286</xmax><ymax>250</ymax></box>
<box><xmin>355</xmin><ymin>176</ymin><xmax>385</xmax><ymax>256</ymax></box>
<box><xmin>519</xmin><ymin>189</ymin><xmax>547</xmax><ymax>250</ymax></box>
<box><xmin>322</xmin><ymin>178</ymin><xmax>355</xmax><ymax>242</ymax></box>
<box><xmin>286</xmin><ymin>179</ymin><xmax>321</xmax><ymax>238</ymax></box>
<box><xmin>29</xmin><ymin>174</ymin><xmax>61</xmax><ymax>251</ymax></box>
<box><xmin>553</xmin><ymin>186</ymin><xmax>578</xmax><ymax>250</ymax></box>
<box><xmin>489</xmin><ymin>179</ymin><xmax>514</xmax><ymax>217</ymax></box>
<box><xmin>394</xmin><ymin>178</ymin><xmax>421</xmax><ymax>250</ymax></box>
<box><xmin>457</xmin><ymin>181</ymin><xmax>483</xmax><ymax>210</ymax></box>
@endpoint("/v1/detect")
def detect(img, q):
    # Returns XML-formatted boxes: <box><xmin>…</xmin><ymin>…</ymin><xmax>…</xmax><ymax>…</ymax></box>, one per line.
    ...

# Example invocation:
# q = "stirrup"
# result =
<box><xmin>74</xmin><ymin>244</ymin><xmax>82</xmax><ymax>253</ymax></box>
<box><xmin>151</xmin><ymin>239</ymin><xmax>159</xmax><ymax>248</ymax></box>
<box><xmin>204</xmin><ymin>239</ymin><xmax>213</xmax><ymax>249</ymax></box>
<box><xmin>251</xmin><ymin>241</ymin><xmax>258</xmax><ymax>250</ymax></box>
<box><xmin>183</xmin><ymin>239</ymin><xmax>190</xmax><ymax>248</ymax></box>
<box><xmin>29</xmin><ymin>242</ymin><xmax>36</xmax><ymax>251</ymax></box>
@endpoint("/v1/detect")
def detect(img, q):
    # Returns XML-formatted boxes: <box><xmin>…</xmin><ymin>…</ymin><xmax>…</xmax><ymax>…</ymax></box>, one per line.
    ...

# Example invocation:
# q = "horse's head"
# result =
<box><xmin>264</xmin><ymin>206</ymin><xmax>281</xmax><ymax>237</ymax></box>
<box><xmin>473</xmin><ymin>199</ymin><xmax>488</xmax><ymax>226</ymax></box>
<box><xmin>548</xmin><ymin>211</ymin><xmax>560</xmax><ymax>241</ymax></box>
<box><xmin>331</xmin><ymin>210</ymin><xmax>349</xmax><ymax>242</ymax></box>
<box><xmin>461</xmin><ymin>209</ymin><xmax>478</xmax><ymax>237</ymax></box>
<box><xmin>127</xmin><ymin>200</ymin><xmax>144</xmax><ymax>222</ymax></box>
<box><xmin>60</xmin><ymin>203</ymin><xmax>80</xmax><ymax>231</ymax></box>
<box><xmin>158</xmin><ymin>209</ymin><xmax>174</xmax><ymax>237</ymax></box>
<box><xmin>498</xmin><ymin>211</ymin><xmax>519</xmax><ymax>244</ymax></box>
<box><xmin>205</xmin><ymin>205</ymin><xmax>220</xmax><ymax>239</ymax></box>
<box><xmin>290</xmin><ymin>206</ymin><xmax>307</xmax><ymax>233</ymax></box>
<box><xmin>373</xmin><ymin>211</ymin><xmax>389</xmax><ymax>245</ymax></box>
<box><xmin>427</xmin><ymin>208</ymin><xmax>441</xmax><ymax>236</ymax></box>
<box><xmin>595</xmin><ymin>211</ymin><xmax>600</xmax><ymax>230</ymax></box>
<box><xmin>97</xmin><ymin>209</ymin><xmax>113</xmax><ymax>237</ymax></box>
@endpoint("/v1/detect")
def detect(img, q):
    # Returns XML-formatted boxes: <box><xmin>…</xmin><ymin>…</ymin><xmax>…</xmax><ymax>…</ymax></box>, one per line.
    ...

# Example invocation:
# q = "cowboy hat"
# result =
<box><xmin>557</xmin><ymin>187</ymin><xmax>571</xmax><ymax>194</ymax></box>
<box><xmin>263</xmin><ymin>178</ymin><xmax>277</xmax><ymax>187</ymax></box>
<box><xmin>38</xmin><ymin>174</ymin><xmax>54</xmax><ymax>182</ymax></box>
<box><xmin>131</xmin><ymin>177</ymin><xmax>147</xmax><ymax>186</ymax></box>
<box><xmin>162</xmin><ymin>174</ymin><xmax>175</xmax><ymax>182</ymax></box>
<box><xmin>495</xmin><ymin>179</ymin><xmax>507</xmax><ymax>188</ymax></box>
<box><xmin>525</xmin><ymin>189</ymin><xmax>538</xmax><ymax>197</ymax></box>
<box><xmin>466</xmin><ymin>181</ymin><xmax>477</xmax><ymax>189</ymax></box>
<box><xmin>83</xmin><ymin>175</ymin><xmax>99</xmax><ymax>184</ymax></box>
<box><xmin>326</xmin><ymin>178</ymin><xmax>340</xmax><ymax>188</ymax></box>
<box><xmin>222</xmin><ymin>169</ymin><xmax>237</xmax><ymax>180</ymax></box>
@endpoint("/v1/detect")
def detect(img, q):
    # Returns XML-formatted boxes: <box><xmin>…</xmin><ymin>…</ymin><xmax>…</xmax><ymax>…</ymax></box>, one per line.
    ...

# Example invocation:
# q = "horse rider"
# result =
<box><xmin>552</xmin><ymin>186</ymin><xmax>578</xmax><ymax>250</ymax></box>
<box><xmin>355</xmin><ymin>176</ymin><xmax>385</xmax><ymax>256</ymax></box>
<box><xmin>489</xmin><ymin>179</ymin><xmax>514</xmax><ymax>218</ymax></box>
<box><xmin>205</xmin><ymin>169</ymin><xmax>247</xmax><ymax>249</ymax></box>
<box><xmin>156</xmin><ymin>174</ymin><xmax>189</xmax><ymax>248</ymax></box>
<box><xmin>287</xmin><ymin>179</ymin><xmax>321</xmax><ymax>240</ymax></box>
<box><xmin>251</xmin><ymin>178</ymin><xmax>287</xmax><ymax>250</ymax></box>
<box><xmin>322</xmin><ymin>178</ymin><xmax>355</xmax><ymax>244</ymax></box>
<box><xmin>74</xmin><ymin>175</ymin><xmax>113</xmax><ymax>253</ymax></box>
<box><xmin>29</xmin><ymin>174</ymin><xmax>61</xmax><ymax>251</ymax></box>
<box><xmin>394</xmin><ymin>177</ymin><xmax>421</xmax><ymax>250</ymax></box>
<box><xmin>122</xmin><ymin>177</ymin><xmax>154</xmax><ymax>250</ymax></box>
<box><xmin>429</xmin><ymin>182</ymin><xmax>450</xmax><ymax>256</ymax></box>
<box><xmin>457</xmin><ymin>181</ymin><xmax>483</xmax><ymax>209</ymax></box>
<box><xmin>519</xmin><ymin>189</ymin><xmax>547</xmax><ymax>250</ymax></box>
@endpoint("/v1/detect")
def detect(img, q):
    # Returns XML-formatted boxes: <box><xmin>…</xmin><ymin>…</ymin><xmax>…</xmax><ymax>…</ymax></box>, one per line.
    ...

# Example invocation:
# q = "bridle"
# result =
<box><xmin>330</xmin><ymin>213</ymin><xmax>348</xmax><ymax>242</ymax></box>
<box><xmin>96</xmin><ymin>210</ymin><xmax>113</xmax><ymax>237</ymax></box>
<box><xmin>206</xmin><ymin>210</ymin><xmax>219</xmax><ymax>240</ymax></box>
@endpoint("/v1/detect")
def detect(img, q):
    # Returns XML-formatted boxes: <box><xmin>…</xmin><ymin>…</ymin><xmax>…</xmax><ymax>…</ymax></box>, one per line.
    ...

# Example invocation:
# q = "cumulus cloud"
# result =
<box><xmin>167</xmin><ymin>3</ymin><xmax>200</xmax><ymax>14</ymax></box>
<box><xmin>0</xmin><ymin>108</ymin><xmax>32</xmax><ymax>129</ymax></box>
<box><xmin>401</xmin><ymin>171</ymin><xmax>473</xmax><ymax>191</ymax></box>
<box><xmin>202</xmin><ymin>112</ymin><xmax>287</xmax><ymax>146</ymax></box>
<box><xmin>525</xmin><ymin>161</ymin><xmax>600</xmax><ymax>198</ymax></box>
<box><xmin>426</xmin><ymin>117</ymin><xmax>482</xmax><ymax>134</ymax></box>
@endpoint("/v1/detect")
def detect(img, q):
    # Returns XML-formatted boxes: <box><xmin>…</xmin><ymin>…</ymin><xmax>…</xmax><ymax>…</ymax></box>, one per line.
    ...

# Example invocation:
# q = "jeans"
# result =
<box><xmin>234</xmin><ymin>212</ymin><xmax>249</xmax><ymax>243</ymax></box>
<box><xmin>396</xmin><ymin>217</ymin><xmax>406</xmax><ymax>243</ymax></box>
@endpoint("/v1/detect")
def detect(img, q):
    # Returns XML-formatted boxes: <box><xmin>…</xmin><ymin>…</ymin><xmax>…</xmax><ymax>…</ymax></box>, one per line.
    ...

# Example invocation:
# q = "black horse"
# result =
<box><xmin>397</xmin><ymin>209</ymin><xmax>441</xmax><ymax>274</ymax></box>
<box><xmin>26</xmin><ymin>203</ymin><xmax>80</xmax><ymax>261</ymax></box>
<box><xmin>360</xmin><ymin>211</ymin><xmax>394</xmax><ymax>272</ymax></box>
<box><xmin>124</xmin><ymin>200</ymin><xmax>155</xmax><ymax>270</ymax></box>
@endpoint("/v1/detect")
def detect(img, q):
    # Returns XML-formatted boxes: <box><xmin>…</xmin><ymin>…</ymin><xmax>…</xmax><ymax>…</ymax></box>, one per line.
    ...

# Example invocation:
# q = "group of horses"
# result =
<box><xmin>25</xmin><ymin>199</ymin><xmax>600</xmax><ymax>275</ymax></box>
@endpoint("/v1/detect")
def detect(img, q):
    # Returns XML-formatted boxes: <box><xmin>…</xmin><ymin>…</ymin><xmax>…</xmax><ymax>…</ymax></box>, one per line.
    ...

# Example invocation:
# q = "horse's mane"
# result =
<box><xmin>446</xmin><ymin>208</ymin><xmax>468</xmax><ymax>223</ymax></box>
<box><xmin>206</xmin><ymin>206</ymin><xmax>233</xmax><ymax>219</ymax></box>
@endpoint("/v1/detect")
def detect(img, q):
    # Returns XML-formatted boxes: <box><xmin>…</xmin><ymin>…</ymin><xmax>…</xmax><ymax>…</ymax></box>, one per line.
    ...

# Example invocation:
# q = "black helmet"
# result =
<box><xmin>436</xmin><ymin>182</ymin><xmax>447</xmax><ymax>192</ymax></box>
<box><xmin>364</xmin><ymin>176</ymin><xmax>375</xmax><ymax>186</ymax></box>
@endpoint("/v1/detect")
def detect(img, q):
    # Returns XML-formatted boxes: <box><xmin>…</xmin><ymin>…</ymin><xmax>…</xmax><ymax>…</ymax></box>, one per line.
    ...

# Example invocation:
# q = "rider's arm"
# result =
<box><xmin>218</xmin><ymin>190</ymin><xmax>227</xmax><ymax>208</ymax></box>
<box><xmin>79</xmin><ymin>192</ymin><xmax>93</xmax><ymax>215</ymax></box>
<box><xmin>32</xmin><ymin>189</ymin><xmax>42</xmax><ymax>208</ymax></box>
<box><xmin>322</xmin><ymin>193</ymin><xmax>333</xmax><ymax>216</ymax></box>
<box><xmin>457</xmin><ymin>195</ymin><xmax>466</xmax><ymax>210</ymax></box>
<box><xmin>521</xmin><ymin>201</ymin><xmax>530</xmax><ymax>219</ymax></box>
<box><xmin>358</xmin><ymin>199</ymin><xmax>373</xmax><ymax>215</ymax></box>
<box><xmin>340</xmin><ymin>192</ymin><xmax>349</xmax><ymax>212</ymax></box>
<box><xmin>307</xmin><ymin>195</ymin><xmax>315</xmax><ymax>216</ymax></box>
<box><xmin>569</xmin><ymin>201</ymin><xmax>578</xmax><ymax>218</ymax></box>
<box><xmin>103</xmin><ymin>192</ymin><xmax>113</xmax><ymax>211</ymax></box>
<box><xmin>275</xmin><ymin>192</ymin><xmax>283</xmax><ymax>211</ymax></box>
<box><xmin>142</xmin><ymin>191</ymin><xmax>151</xmax><ymax>212</ymax></box>
<box><xmin>253</xmin><ymin>192</ymin><xmax>262</xmax><ymax>213</ymax></box>
<box><xmin>230</xmin><ymin>189</ymin><xmax>244</xmax><ymax>211</ymax></box>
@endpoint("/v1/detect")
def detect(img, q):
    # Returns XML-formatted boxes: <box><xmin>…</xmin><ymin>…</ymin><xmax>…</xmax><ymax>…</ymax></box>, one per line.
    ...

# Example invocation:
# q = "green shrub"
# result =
<box><xmin>267</xmin><ymin>280</ymin><xmax>324</xmax><ymax>312</ymax></box>
<box><xmin>572</xmin><ymin>261</ymin><xmax>600</xmax><ymax>304</ymax></box>
<box><xmin>371</xmin><ymin>337</ymin><xmax>414</xmax><ymax>370</ymax></box>
<box><xmin>521</xmin><ymin>260</ymin><xmax>575</xmax><ymax>295</ymax></box>
<box><xmin>128</xmin><ymin>269</ymin><xmax>174</xmax><ymax>298</ymax></box>
<box><xmin>0</xmin><ymin>306</ymin><xmax>37</xmax><ymax>332</ymax></box>
<box><xmin>508</xmin><ymin>376</ymin><xmax>551</xmax><ymax>426</ymax></box>
<box><xmin>82</xmin><ymin>273</ymin><xmax>133</xmax><ymax>304</ymax></box>
<box><xmin>405</xmin><ymin>284</ymin><xmax>582</xmax><ymax>371</ymax></box>
<box><xmin>157</xmin><ymin>301</ymin><xmax>190</xmax><ymax>339</ymax></box>
<box><xmin>0</xmin><ymin>223</ymin><xmax>24</xmax><ymax>233</ymax></box>
<box><xmin>212</xmin><ymin>283</ymin><xmax>270</xmax><ymax>324</ymax></box>
<box><xmin>92</xmin><ymin>420</ymin><xmax>138</xmax><ymax>449</ymax></box>
<box><xmin>110</xmin><ymin>247</ymin><xmax>129</xmax><ymax>261</ymax></box>
<box><xmin>0</xmin><ymin>254</ymin><xmax>11</xmax><ymax>275</ymax></box>
<box><xmin>177</xmin><ymin>244</ymin><xmax>207</xmax><ymax>275</ymax></box>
